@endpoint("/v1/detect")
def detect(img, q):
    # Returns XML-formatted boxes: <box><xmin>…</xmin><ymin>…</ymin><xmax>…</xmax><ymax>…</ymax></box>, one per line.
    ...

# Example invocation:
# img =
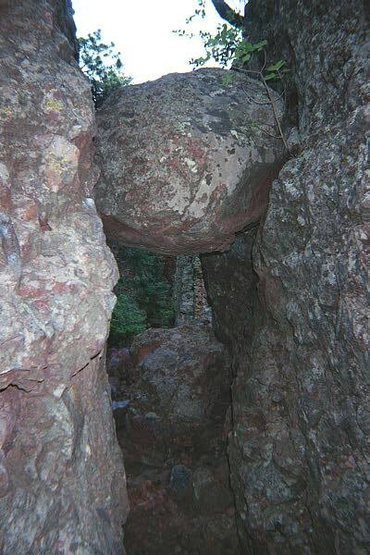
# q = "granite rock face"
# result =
<box><xmin>129</xmin><ymin>324</ymin><xmax>230</xmax><ymax>430</ymax></box>
<box><xmin>0</xmin><ymin>1</ymin><xmax>128</xmax><ymax>552</ymax></box>
<box><xmin>111</xmin><ymin>324</ymin><xmax>240</xmax><ymax>554</ymax></box>
<box><xmin>203</xmin><ymin>0</ymin><xmax>368</xmax><ymax>553</ymax></box>
<box><xmin>95</xmin><ymin>68</ymin><xmax>285</xmax><ymax>255</ymax></box>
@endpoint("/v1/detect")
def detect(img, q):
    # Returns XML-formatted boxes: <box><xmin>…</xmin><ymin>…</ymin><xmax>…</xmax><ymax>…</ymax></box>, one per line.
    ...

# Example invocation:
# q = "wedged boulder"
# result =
<box><xmin>95</xmin><ymin>68</ymin><xmax>285</xmax><ymax>255</ymax></box>
<box><xmin>0</xmin><ymin>1</ymin><xmax>128</xmax><ymax>553</ymax></box>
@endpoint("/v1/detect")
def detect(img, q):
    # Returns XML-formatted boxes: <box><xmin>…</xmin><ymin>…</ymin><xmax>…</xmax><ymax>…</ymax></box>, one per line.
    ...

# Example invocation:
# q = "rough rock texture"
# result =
<box><xmin>95</xmin><ymin>68</ymin><xmax>286</xmax><ymax>255</ymax></box>
<box><xmin>173</xmin><ymin>255</ymin><xmax>211</xmax><ymax>325</ymax></box>
<box><xmin>0</xmin><ymin>1</ymin><xmax>128</xmax><ymax>552</ymax></box>
<box><xmin>109</xmin><ymin>325</ymin><xmax>240</xmax><ymax>554</ymax></box>
<box><xmin>202</xmin><ymin>1</ymin><xmax>368</xmax><ymax>553</ymax></box>
<box><xmin>129</xmin><ymin>325</ymin><xmax>229</xmax><ymax>430</ymax></box>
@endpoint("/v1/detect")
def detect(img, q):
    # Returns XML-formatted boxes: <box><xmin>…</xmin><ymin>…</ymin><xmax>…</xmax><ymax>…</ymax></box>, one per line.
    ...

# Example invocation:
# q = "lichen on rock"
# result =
<box><xmin>202</xmin><ymin>1</ymin><xmax>369</xmax><ymax>553</ymax></box>
<box><xmin>0</xmin><ymin>1</ymin><xmax>128</xmax><ymax>553</ymax></box>
<box><xmin>95</xmin><ymin>68</ymin><xmax>286</xmax><ymax>255</ymax></box>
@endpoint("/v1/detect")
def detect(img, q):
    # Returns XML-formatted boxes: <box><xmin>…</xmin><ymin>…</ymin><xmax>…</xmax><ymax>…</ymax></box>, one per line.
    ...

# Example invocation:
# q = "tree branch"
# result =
<box><xmin>211</xmin><ymin>0</ymin><xmax>245</xmax><ymax>28</ymax></box>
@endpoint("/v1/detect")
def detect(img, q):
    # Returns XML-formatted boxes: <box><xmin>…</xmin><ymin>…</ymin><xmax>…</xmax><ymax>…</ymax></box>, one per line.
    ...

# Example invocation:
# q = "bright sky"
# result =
<box><xmin>72</xmin><ymin>0</ymin><xmax>245</xmax><ymax>84</ymax></box>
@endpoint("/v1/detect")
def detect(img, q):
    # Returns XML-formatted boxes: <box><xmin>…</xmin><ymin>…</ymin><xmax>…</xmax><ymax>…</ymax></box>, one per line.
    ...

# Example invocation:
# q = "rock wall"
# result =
<box><xmin>202</xmin><ymin>1</ymin><xmax>368</xmax><ymax>553</ymax></box>
<box><xmin>0</xmin><ymin>1</ymin><xmax>128</xmax><ymax>552</ymax></box>
<box><xmin>112</xmin><ymin>324</ymin><xmax>239</xmax><ymax>554</ymax></box>
<box><xmin>173</xmin><ymin>255</ymin><xmax>211</xmax><ymax>326</ymax></box>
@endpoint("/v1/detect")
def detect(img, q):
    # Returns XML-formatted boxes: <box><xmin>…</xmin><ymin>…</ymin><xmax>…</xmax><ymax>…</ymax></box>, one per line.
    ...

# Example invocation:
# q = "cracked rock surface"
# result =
<box><xmin>95</xmin><ymin>68</ymin><xmax>285</xmax><ymax>255</ymax></box>
<box><xmin>202</xmin><ymin>1</ymin><xmax>368</xmax><ymax>553</ymax></box>
<box><xmin>0</xmin><ymin>1</ymin><xmax>128</xmax><ymax>553</ymax></box>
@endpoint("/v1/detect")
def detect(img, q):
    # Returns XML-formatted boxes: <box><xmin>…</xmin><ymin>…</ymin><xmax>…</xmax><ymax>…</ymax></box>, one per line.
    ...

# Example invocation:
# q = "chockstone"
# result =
<box><xmin>95</xmin><ymin>68</ymin><xmax>286</xmax><ymax>255</ymax></box>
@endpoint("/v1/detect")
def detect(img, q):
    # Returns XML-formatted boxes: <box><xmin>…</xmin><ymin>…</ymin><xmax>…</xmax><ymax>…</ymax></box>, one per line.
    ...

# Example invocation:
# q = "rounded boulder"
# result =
<box><xmin>95</xmin><ymin>68</ymin><xmax>285</xmax><ymax>255</ymax></box>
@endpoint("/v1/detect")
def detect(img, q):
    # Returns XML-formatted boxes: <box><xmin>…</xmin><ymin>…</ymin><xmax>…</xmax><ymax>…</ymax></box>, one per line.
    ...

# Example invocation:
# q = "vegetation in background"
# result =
<box><xmin>110</xmin><ymin>247</ymin><xmax>175</xmax><ymax>345</ymax></box>
<box><xmin>174</xmin><ymin>0</ymin><xmax>289</xmax><ymax>151</ymax></box>
<box><xmin>175</xmin><ymin>0</ymin><xmax>286</xmax><ymax>77</ymax></box>
<box><xmin>78</xmin><ymin>29</ymin><xmax>132</xmax><ymax>107</ymax></box>
<box><xmin>174</xmin><ymin>0</ymin><xmax>246</xmax><ymax>68</ymax></box>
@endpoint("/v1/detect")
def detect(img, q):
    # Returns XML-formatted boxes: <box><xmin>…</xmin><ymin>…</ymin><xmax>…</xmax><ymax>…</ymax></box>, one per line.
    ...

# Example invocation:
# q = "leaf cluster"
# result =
<box><xmin>78</xmin><ymin>29</ymin><xmax>132</xmax><ymax>107</ymax></box>
<box><xmin>110</xmin><ymin>247</ymin><xmax>175</xmax><ymax>344</ymax></box>
<box><xmin>175</xmin><ymin>3</ymin><xmax>290</xmax><ymax>153</ymax></box>
<box><xmin>190</xmin><ymin>24</ymin><xmax>242</xmax><ymax>67</ymax></box>
<box><xmin>264</xmin><ymin>59</ymin><xmax>287</xmax><ymax>81</ymax></box>
<box><xmin>186</xmin><ymin>0</ymin><xmax>206</xmax><ymax>23</ymax></box>
<box><xmin>234</xmin><ymin>39</ymin><xmax>267</xmax><ymax>64</ymax></box>
<box><xmin>175</xmin><ymin>3</ymin><xmax>287</xmax><ymax>82</ymax></box>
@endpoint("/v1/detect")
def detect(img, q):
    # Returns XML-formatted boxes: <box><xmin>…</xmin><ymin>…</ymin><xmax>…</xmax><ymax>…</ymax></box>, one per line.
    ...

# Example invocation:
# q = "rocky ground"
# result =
<box><xmin>107</xmin><ymin>324</ymin><xmax>241</xmax><ymax>554</ymax></box>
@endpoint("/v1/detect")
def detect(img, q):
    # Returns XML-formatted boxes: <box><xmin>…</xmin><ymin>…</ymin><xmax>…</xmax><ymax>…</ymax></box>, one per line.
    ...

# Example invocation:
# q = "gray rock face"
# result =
<box><xmin>202</xmin><ymin>0</ymin><xmax>368</xmax><ymax>553</ymax></box>
<box><xmin>95</xmin><ymin>68</ymin><xmax>285</xmax><ymax>255</ymax></box>
<box><xmin>0</xmin><ymin>1</ymin><xmax>128</xmax><ymax>552</ymax></box>
<box><xmin>173</xmin><ymin>255</ymin><xmax>211</xmax><ymax>325</ymax></box>
<box><xmin>113</xmin><ymin>324</ymin><xmax>239</xmax><ymax>554</ymax></box>
<box><xmin>130</xmin><ymin>324</ymin><xmax>229</xmax><ymax>427</ymax></box>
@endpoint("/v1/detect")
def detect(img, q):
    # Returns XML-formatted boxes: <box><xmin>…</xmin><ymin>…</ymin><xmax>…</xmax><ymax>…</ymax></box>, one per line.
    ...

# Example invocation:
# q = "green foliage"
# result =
<box><xmin>264</xmin><ymin>60</ymin><xmax>287</xmax><ymax>81</ymax></box>
<box><xmin>186</xmin><ymin>0</ymin><xmax>206</xmax><ymax>22</ymax></box>
<box><xmin>78</xmin><ymin>29</ymin><xmax>132</xmax><ymax>107</ymax></box>
<box><xmin>110</xmin><ymin>247</ymin><xmax>175</xmax><ymax>344</ymax></box>
<box><xmin>174</xmin><ymin>2</ymin><xmax>287</xmax><ymax>82</ymax></box>
<box><xmin>234</xmin><ymin>39</ymin><xmax>267</xmax><ymax>64</ymax></box>
<box><xmin>175</xmin><ymin>2</ymin><xmax>290</xmax><ymax>152</ymax></box>
<box><xmin>191</xmin><ymin>24</ymin><xmax>242</xmax><ymax>67</ymax></box>
<box><xmin>110</xmin><ymin>290</ymin><xmax>147</xmax><ymax>341</ymax></box>
<box><xmin>174</xmin><ymin>0</ymin><xmax>244</xmax><ymax>68</ymax></box>
<box><xmin>124</xmin><ymin>248</ymin><xmax>175</xmax><ymax>328</ymax></box>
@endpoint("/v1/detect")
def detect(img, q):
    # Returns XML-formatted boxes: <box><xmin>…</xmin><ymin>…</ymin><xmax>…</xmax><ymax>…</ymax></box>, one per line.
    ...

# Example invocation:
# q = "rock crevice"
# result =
<box><xmin>0</xmin><ymin>0</ymin><xmax>367</xmax><ymax>553</ymax></box>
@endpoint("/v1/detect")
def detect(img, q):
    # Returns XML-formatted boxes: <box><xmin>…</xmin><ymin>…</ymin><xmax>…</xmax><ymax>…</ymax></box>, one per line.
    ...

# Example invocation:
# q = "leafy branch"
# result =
<box><xmin>174</xmin><ymin>2</ymin><xmax>290</xmax><ymax>152</ymax></box>
<box><xmin>78</xmin><ymin>29</ymin><xmax>132</xmax><ymax>107</ymax></box>
<box><xmin>235</xmin><ymin>47</ymin><xmax>289</xmax><ymax>151</ymax></box>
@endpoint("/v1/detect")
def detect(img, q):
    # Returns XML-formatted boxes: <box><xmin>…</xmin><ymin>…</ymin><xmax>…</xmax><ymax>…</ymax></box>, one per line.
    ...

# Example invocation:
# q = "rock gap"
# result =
<box><xmin>0</xmin><ymin>1</ymin><xmax>367</xmax><ymax>554</ymax></box>
<box><xmin>96</xmin><ymin>63</ymin><xmax>287</xmax><ymax>554</ymax></box>
<box><xmin>106</xmin><ymin>246</ymin><xmax>241</xmax><ymax>554</ymax></box>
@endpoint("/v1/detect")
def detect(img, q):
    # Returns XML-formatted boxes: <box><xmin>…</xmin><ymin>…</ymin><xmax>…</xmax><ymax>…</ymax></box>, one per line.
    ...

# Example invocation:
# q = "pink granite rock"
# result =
<box><xmin>95</xmin><ymin>68</ymin><xmax>285</xmax><ymax>255</ymax></box>
<box><xmin>0</xmin><ymin>1</ymin><xmax>128</xmax><ymax>552</ymax></box>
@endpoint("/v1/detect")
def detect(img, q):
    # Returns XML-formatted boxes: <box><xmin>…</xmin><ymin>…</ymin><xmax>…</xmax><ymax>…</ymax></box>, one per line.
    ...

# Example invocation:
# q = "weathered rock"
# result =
<box><xmin>202</xmin><ymin>1</ymin><xmax>368</xmax><ymax>553</ymax></box>
<box><xmin>173</xmin><ymin>255</ymin><xmax>212</xmax><ymax>325</ymax></box>
<box><xmin>95</xmin><ymin>68</ymin><xmax>285</xmax><ymax>255</ymax></box>
<box><xmin>130</xmin><ymin>324</ymin><xmax>230</xmax><ymax>429</ymax></box>
<box><xmin>0</xmin><ymin>1</ymin><xmax>128</xmax><ymax>552</ymax></box>
<box><xmin>112</xmin><ymin>324</ymin><xmax>239</xmax><ymax>554</ymax></box>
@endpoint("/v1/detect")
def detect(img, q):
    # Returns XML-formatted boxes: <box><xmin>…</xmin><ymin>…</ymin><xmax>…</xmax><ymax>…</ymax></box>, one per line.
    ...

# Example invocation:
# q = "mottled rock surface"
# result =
<box><xmin>0</xmin><ymin>1</ymin><xmax>128</xmax><ymax>552</ymax></box>
<box><xmin>173</xmin><ymin>255</ymin><xmax>211</xmax><ymax>325</ymax></box>
<box><xmin>129</xmin><ymin>324</ymin><xmax>229</xmax><ymax>429</ymax></box>
<box><xmin>203</xmin><ymin>0</ymin><xmax>368</xmax><ymax>553</ymax></box>
<box><xmin>110</xmin><ymin>324</ymin><xmax>240</xmax><ymax>554</ymax></box>
<box><xmin>95</xmin><ymin>68</ymin><xmax>285</xmax><ymax>255</ymax></box>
